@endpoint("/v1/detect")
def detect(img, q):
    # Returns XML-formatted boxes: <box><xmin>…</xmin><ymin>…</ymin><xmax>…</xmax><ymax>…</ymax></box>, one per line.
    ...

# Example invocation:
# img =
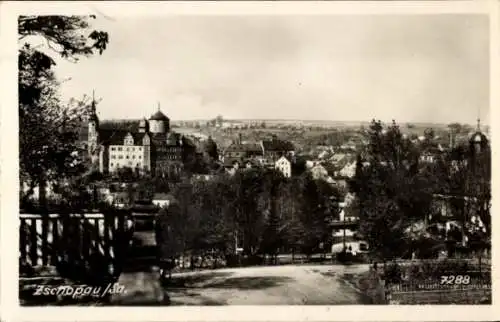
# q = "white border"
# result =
<box><xmin>1</xmin><ymin>1</ymin><xmax>498</xmax><ymax>321</ymax></box>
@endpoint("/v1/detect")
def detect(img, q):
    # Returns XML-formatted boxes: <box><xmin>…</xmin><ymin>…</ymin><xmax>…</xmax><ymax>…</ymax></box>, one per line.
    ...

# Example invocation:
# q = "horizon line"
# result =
<box><xmin>98</xmin><ymin>117</ymin><xmax>488</xmax><ymax>127</ymax></box>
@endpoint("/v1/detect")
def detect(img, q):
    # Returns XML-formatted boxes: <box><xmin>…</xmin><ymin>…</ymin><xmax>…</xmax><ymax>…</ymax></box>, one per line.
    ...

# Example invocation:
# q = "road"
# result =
<box><xmin>165</xmin><ymin>264</ymin><xmax>371</xmax><ymax>305</ymax></box>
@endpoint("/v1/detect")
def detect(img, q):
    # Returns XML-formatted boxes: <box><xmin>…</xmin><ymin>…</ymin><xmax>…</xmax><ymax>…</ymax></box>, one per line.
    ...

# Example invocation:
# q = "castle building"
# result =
<box><xmin>87</xmin><ymin>100</ymin><xmax>195</xmax><ymax>176</ymax></box>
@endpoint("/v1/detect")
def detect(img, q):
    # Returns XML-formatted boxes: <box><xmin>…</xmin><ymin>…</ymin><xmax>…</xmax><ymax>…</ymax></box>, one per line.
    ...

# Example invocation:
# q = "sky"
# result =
<box><xmin>51</xmin><ymin>14</ymin><xmax>489</xmax><ymax>124</ymax></box>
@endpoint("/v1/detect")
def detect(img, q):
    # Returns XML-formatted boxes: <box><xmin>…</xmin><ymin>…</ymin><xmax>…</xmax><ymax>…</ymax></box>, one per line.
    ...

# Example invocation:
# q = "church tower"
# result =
<box><xmin>88</xmin><ymin>91</ymin><xmax>100</xmax><ymax>164</ymax></box>
<box><xmin>470</xmin><ymin>118</ymin><xmax>488</xmax><ymax>155</ymax></box>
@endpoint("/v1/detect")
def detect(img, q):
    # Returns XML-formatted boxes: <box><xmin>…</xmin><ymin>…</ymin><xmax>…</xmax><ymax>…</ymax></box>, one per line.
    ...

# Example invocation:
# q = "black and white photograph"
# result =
<box><xmin>1</xmin><ymin>0</ymin><xmax>496</xmax><ymax>316</ymax></box>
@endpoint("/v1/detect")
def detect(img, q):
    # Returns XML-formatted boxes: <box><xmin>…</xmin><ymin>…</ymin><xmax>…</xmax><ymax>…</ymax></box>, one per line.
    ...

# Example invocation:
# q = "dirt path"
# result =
<box><xmin>165</xmin><ymin>264</ymin><xmax>371</xmax><ymax>305</ymax></box>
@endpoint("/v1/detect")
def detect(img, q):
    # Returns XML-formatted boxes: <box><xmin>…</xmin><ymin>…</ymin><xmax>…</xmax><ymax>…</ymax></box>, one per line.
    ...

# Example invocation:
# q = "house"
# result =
<box><xmin>318</xmin><ymin>150</ymin><xmax>330</xmax><ymax>160</ymax></box>
<box><xmin>419</xmin><ymin>140</ymin><xmax>444</xmax><ymax>164</ymax></box>
<box><xmin>310</xmin><ymin>163</ymin><xmax>328</xmax><ymax>180</ymax></box>
<box><xmin>222</xmin><ymin>134</ymin><xmax>264</xmax><ymax>167</ymax></box>
<box><xmin>330</xmin><ymin>153</ymin><xmax>347</xmax><ymax>165</ymax></box>
<box><xmin>275</xmin><ymin>155</ymin><xmax>292</xmax><ymax>178</ymax></box>
<box><xmin>325</xmin><ymin>176</ymin><xmax>336</xmax><ymax>185</ymax></box>
<box><xmin>260</xmin><ymin>135</ymin><xmax>295</xmax><ymax>163</ymax></box>
<box><xmin>152</xmin><ymin>193</ymin><xmax>175</xmax><ymax>208</ymax></box>
<box><xmin>109</xmin><ymin>191</ymin><xmax>130</xmax><ymax>209</ymax></box>
<box><xmin>339</xmin><ymin>161</ymin><xmax>357</xmax><ymax>178</ymax></box>
<box><xmin>305</xmin><ymin>160</ymin><xmax>315</xmax><ymax>169</ymax></box>
<box><xmin>331</xmin><ymin>241</ymin><xmax>369</xmax><ymax>254</ymax></box>
<box><xmin>338</xmin><ymin>201</ymin><xmax>358</xmax><ymax>223</ymax></box>
<box><xmin>191</xmin><ymin>174</ymin><xmax>215</xmax><ymax>182</ymax></box>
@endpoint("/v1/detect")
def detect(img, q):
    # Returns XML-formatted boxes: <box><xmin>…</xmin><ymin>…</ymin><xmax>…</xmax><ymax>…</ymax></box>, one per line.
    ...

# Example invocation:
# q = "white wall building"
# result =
<box><xmin>108</xmin><ymin>133</ymin><xmax>151</xmax><ymax>173</ymax></box>
<box><xmin>275</xmin><ymin>156</ymin><xmax>292</xmax><ymax>178</ymax></box>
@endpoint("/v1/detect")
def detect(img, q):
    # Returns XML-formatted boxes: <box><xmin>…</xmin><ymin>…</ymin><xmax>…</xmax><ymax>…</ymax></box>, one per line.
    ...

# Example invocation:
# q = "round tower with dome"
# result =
<box><xmin>149</xmin><ymin>104</ymin><xmax>170</xmax><ymax>134</ymax></box>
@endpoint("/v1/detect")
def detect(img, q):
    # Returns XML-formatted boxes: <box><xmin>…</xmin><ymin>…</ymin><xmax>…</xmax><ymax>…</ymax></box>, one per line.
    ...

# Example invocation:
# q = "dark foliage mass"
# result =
<box><xmin>155</xmin><ymin>168</ymin><xmax>342</xmax><ymax>269</ymax></box>
<box><xmin>349</xmin><ymin>120</ymin><xmax>490</xmax><ymax>260</ymax></box>
<box><xmin>19</xmin><ymin>15</ymin><xmax>109</xmax><ymax>206</ymax></box>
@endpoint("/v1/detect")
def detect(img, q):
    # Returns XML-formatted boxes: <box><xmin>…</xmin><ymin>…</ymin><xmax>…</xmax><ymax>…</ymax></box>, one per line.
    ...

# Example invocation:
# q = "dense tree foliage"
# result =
<box><xmin>349</xmin><ymin>120</ymin><xmax>491</xmax><ymax>260</ymax></box>
<box><xmin>156</xmin><ymin>168</ymin><xmax>341</xmax><ymax>269</ymax></box>
<box><xmin>19</xmin><ymin>15</ymin><xmax>109</xmax><ymax>205</ymax></box>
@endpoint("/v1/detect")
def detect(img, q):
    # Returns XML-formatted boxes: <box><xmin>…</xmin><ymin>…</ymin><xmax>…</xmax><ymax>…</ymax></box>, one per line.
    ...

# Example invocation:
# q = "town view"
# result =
<box><xmin>18</xmin><ymin>14</ymin><xmax>491</xmax><ymax>305</ymax></box>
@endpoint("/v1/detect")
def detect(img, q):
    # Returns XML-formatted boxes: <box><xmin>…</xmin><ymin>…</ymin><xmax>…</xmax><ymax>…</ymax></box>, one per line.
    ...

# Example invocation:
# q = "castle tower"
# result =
<box><xmin>149</xmin><ymin>102</ymin><xmax>170</xmax><ymax>134</ymax></box>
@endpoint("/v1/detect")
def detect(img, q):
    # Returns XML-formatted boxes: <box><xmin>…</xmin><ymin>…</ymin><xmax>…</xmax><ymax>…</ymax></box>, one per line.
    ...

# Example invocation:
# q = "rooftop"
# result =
<box><xmin>149</xmin><ymin>110</ymin><xmax>169</xmax><ymax>121</ymax></box>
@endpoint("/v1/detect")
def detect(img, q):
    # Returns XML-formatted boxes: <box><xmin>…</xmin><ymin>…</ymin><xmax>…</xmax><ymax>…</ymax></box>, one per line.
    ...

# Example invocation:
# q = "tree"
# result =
<box><xmin>215</xmin><ymin>115</ymin><xmax>224</xmax><ymax>127</ymax></box>
<box><xmin>284</xmin><ymin>172</ymin><xmax>340</xmax><ymax>257</ymax></box>
<box><xmin>448</xmin><ymin>123</ymin><xmax>463</xmax><ymax>134</ymax></box>
<box><xmin>424</xmin><ymin>128</ymin><xmax>435</xmax><ymax>141</ymax></box>
<box><xmin>155</xmin><ymin>205</ymin><xmax>184</xmax><ymax>279</ymax></box>
<box><xmin>19</xmin><ymin>15</ymin><xmax>109</xmax><ymax>62</ymax></box>
<box><xmin>259</xmin><ymin>170</ymin><xmax>287</xmax><ymax>262</ymax></box>
<box><xmin>19</xmin><ymin>15</ymin><xmax>109</xmax><ymax>206</ymax></box>
<box><xmin>446</xmin><ymin>142</ymin><xmax>491</xmax><ymax>249</ymax></box>
<box><xmin>116</xmin><ymin>166</ymin><xmax>136</xmax><ymax>182</ymax></box>
<box><xmin>190</xmin><ymin>180</ymin><xmax>234</xmax><ymax>267</ymax></box>
<box><xmin>350</xmin><ymin>120</ymin><xmax>431</xmax><ymax>260</ymax></box>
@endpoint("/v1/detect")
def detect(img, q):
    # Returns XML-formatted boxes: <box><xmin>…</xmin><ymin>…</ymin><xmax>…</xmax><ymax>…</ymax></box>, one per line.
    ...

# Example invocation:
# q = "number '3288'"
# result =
<box><xmin>440</xmin><ymin>275</ymin><xmax>471</xmax><ymax>285</ymax></box>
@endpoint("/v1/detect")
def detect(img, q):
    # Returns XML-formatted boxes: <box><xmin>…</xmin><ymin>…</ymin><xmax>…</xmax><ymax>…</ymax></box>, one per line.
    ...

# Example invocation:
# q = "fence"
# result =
<box><xmin>19</xmin><ymin>212</ymin><xmax>135</xmax><ymax>278</ymax></box>
<box><xmin>391</xmin><ymin>257</ymin><xmax>491</xmax><ymax>269</ymax></box>
<box><xmin>384</xmin><ymin>270</ymin><xmax>491</xmax><ymax>304</ymax></box>
<box><xmin>386</xmin><ymin>287</ymin><xmax>491</xmax><ymax>304</ymax></box>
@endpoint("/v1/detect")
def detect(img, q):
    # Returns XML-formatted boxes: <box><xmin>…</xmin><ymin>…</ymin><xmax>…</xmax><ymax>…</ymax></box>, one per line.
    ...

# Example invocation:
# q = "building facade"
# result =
<box><xmin>222</xmin><ymin>134</ymin><xmax>295</xmax><ymax>170</ymax></box>
<box><xmin>275</xmin><ymin>156</ymin><xmax>292</xmax><ymax>178</ymax></box>
<box><xmin>87</xmin><ymin>101</ymin><xmax>195</xmax><ymax>176</ymax></box>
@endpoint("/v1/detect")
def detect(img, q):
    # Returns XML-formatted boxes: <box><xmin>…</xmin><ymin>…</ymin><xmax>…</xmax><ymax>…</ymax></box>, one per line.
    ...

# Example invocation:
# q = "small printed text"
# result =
<box><xmin>33</xmin><ymin>283</ymin><xmax>126</xmax><ymax>299</ymax></box>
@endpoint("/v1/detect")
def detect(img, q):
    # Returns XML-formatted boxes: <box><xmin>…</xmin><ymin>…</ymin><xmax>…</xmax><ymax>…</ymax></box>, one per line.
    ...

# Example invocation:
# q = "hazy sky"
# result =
<box><xmin>52</xmin><ymin>14</ymin><xmax>489</xmax><ymax>124</ymax></box>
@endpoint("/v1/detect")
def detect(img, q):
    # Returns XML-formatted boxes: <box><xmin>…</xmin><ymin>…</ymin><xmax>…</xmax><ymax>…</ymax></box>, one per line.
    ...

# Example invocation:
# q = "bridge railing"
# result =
<box><xmin>19</xmin><ymin>212</ymin><xmax>134</xmax><ymax>279</ymax></box>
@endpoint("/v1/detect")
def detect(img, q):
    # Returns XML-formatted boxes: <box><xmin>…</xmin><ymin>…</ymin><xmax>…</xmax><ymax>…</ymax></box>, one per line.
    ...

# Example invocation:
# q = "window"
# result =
<box><xmin>119</xmin><ymin>155</ymin><xmax>123</xmax><ymax>159</ymax></box>
<box><xmin>110</xmin><ymin>163</ymin><xmax>114</xmax><ymax>167</ymax></box>
<box><xmin>111</xmin><ymin>147</ymin><xmax>116</xmax><ymax>151</ymax></box>
<box><xmin>126</xmin><ymin>155</ymin><xmax>129</xmax><ymax>159</ymax></box>
<box><xmin>132</xmin><ymin>155</ymin><xmax>135</xmax><ymax>159</ymax></box>
<box><xmin>139</xmin><ymin>155</ymin><xmax>142</xmax><ymax>159</ymax></box>
<box><xmin>118</xmin><ymin>147</ymin><xmax>122</xmax><ymax>151</ymax></box>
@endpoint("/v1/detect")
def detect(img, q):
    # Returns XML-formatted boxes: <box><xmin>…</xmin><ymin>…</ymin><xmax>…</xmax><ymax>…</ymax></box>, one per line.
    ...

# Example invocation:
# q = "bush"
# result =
<box><xmin>384</xmin><ymin>262</ymin><xmax>403</xmax><ymax>283</ymax></box>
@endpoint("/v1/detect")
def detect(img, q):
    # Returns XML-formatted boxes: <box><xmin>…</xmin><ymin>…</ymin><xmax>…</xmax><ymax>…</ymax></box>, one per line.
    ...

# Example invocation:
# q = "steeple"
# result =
<box><xmin>89</xmin><ymin>89</ymin><xmax>99</xmax><ymax>124</ymax></box>
<box><xmin>476</xmin><ymin>117</ymin><xmax>481</xmax><ymax>131</ymax></box>
<box><xmin>88</xmin><ymin>89</ymin><xmax>100</xmax><ymax>158</ymax></box>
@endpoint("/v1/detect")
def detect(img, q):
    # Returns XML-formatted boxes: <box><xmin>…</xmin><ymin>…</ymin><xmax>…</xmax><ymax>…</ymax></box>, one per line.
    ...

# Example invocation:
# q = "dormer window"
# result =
<box><xmin>124</xmin><ymin>133</ymin><xmax>134</xmax><ymax>146</ymax></box>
